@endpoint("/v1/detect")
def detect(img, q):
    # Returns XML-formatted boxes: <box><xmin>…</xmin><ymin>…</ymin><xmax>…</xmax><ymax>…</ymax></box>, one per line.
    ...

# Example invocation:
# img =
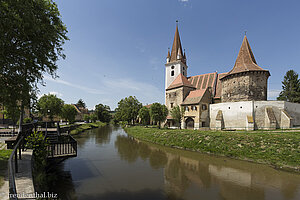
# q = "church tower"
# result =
<box><xmin>220</xmin><ymin>35</ymin><xmax>270</xmax><ymax>102</ymax></box>
<box><xmin>165</xmin><ymin>23</ymin><xmax>188</xmax><ymax>91</ymax></box>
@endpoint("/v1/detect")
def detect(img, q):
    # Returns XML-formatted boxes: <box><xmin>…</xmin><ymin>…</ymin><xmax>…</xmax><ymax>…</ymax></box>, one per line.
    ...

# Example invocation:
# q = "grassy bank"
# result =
<box><xmin>0</xmin><ymin>149</ymin><xmax>12</xmax><ymax>187</ymax></box>
<box><xmin>70</xmin><ymin>122</ymin><xmax>106</xmax><ymax>135</ymax></box>
<box><xmin>124</xmin><ymin>126</ymin><xmax>300</xmax><ymax>172</ymax></box>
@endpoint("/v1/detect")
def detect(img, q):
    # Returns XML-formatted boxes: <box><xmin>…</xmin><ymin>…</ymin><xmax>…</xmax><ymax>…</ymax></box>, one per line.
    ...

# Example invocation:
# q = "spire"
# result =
<box><xmin>170</xmin><ymin>22</ymin><xmax>185</xmax><ymax>64</ymax></box>
<box><xmin>167</xmin><ymin>48</ymin><xmax>171</xmax><ymax>58</ymax></box>
<box><xmin>224</xmin><ymin>35</ymin><xmax>269</xmax><ymax>77</ymax></box>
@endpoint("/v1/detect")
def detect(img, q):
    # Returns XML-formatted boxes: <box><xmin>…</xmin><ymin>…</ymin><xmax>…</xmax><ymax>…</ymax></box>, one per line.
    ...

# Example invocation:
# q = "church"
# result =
<box><xmin>165</xmin><ymin>25</ymin><xmax>300</xmax><ymax>130</ymax></box>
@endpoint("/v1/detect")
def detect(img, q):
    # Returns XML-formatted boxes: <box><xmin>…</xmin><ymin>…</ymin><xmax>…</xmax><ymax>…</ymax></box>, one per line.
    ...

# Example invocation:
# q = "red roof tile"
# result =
<box><xmin>167</xmin><ymin>73</ymin><xmax>195</xmax><ymax>90</ymax></box>
<box><xmin>222</xmin><ymin>35</ymin><xmax>269</xmax><ymax>79</ymax></box>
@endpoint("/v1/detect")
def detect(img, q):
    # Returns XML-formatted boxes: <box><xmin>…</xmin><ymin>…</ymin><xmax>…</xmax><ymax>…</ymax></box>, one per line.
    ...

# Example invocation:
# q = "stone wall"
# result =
<box><xmin>165</xmin><ymin>86</ymin><xmax>194</xmax><ymax>110</ymax></box>
<box><xmin>221</xmin><ymin>71</ymin><xmax>269</xmax><ymax>103</ymax></box>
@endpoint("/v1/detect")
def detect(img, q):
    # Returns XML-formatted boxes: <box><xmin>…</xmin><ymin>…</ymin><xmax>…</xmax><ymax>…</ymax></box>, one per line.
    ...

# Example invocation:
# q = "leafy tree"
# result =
<box><xmin>37</xmin><ymin>94</ymin><xmax>64</xmax><ymax>121</ymax></box>
<box><xmin>95</xmin><ymin>103</ymin><xmax>111</xmax><ymax>123</ymax></box>
<box><xmin>76</xmin><ymin>99</ymin><xmax>86</xmax><ymax>108</ymax></box>
<box><xmin>0</xmin><ymin>0</ymin><xmax>68</xmax><ymax>129</ymax></box>
<box><xmin>115</xmin><ymin>96</ymin><xmax>142</xmax><ymax>124</ymax></box>
<box><xmin>139</xmin><ymin>106</ymin><xmax>150</xmax><ymax>125</ymax></box>
<box><xmin>150</xmin><ymin>103</ymin><xmax>168</xmax><ymax>129</ymax></box>
<box><xmin>277</xmin><ymin>70</ymin><xmax>300</xmax><ymax>103</ymax></box>
<box><xmin>90</xmin><ymin>113</ymin><xmax>98</xmax><ymax>122</ymax></box>
<box><xmin>83</xmin><ymin>114</ymin><xmax>90</xmax><ymax>122</ymax></box>
<box><xmin>170</xmin><ymin>106</ymin><xmax>184</xmax><ymax>129</ymax></box>
<box><xmin>3</xmin><ymin>106</ymin><xmax>20</xmax><ymax>125</ymax></box>
<box><xmin>61</xmin><ymin>104</ymin><xmax>77</xmax><ymax>124</ymax></box>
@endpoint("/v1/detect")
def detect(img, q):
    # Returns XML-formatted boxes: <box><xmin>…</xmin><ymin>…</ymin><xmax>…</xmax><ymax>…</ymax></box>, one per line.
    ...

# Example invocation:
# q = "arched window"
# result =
<box><xmin>171</xmin><ymin>71</ymin><xmax>174</xmax><ymax>76</ymax></box>
<box><xmin>171</xmin><ymin>66</ymin><xmax>175</xmax><ymax>69</ymax></box>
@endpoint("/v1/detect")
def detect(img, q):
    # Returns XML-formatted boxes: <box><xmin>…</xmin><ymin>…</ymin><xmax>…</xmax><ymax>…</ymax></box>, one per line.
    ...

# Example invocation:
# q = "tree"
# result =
<box><xmin>115</xmin><ymin>96</ymin><xmax>142</xmax><ymax>124</ymax></box>
<box><xmin>139</xmin><ymin>107</ymin><xmax>150</xmax><ymax>125</ymax></box>
<box><xmin>170</xmin><ymin>106</ymin><xmax>184</xmax><ymax>129</ymax></box>
<box><xmin>0</xmin><ymin>0</ymin><xmax>68</xmax><ymax>129</ymax></box>
<box><xmin>95</xmin><ymin>103</ymin><xmax>111</xmax><ymax>123</ymax></box>
<box><xmin>83</xmin><ymin>114</ymin><xmax>90</xmax><ymax>122</ymax></box>
<box><xmin>76</xmin><ymin>99</ymin><xmax>86</xmax><ymax>108</ymax></box>
<box><xmin>61</xmin><ymin>104</ymin><xmax>77</xmax><ymax>124</ymax></box>
<box><xmin>90</xmin><ymin>113</ymin><xmax>98</xmax><ymax>122</ymax></box>
<box><xmin>150</xmin><ymin>103</ymin><xmax>168</xmax><ymax>129</ymax></box>
<box><xmin>37</xmin><ymin>94</ymin><xmax>64</xmax><ymax>121</ymax></box>
<box><xmin>277</xmin><ymin>70</ymin><xmax>300</xmax><ymax>103</ymax></box>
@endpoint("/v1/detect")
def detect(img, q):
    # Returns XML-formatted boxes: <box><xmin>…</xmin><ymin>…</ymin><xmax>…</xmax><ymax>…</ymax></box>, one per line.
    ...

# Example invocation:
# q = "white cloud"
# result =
<box><xmin>44</xmin><ymin>76</ymin><xmax>106</xmax><ymax>95</ymax></box>
<box><xmin>43</xmin><ymin>75</ymin><xmax>164</xmax><ymax>108</ymax></box>
<box><xmin>179</xmin><ymin>0</ymin><xmax>189</xmax><ymax>2</ymax></box>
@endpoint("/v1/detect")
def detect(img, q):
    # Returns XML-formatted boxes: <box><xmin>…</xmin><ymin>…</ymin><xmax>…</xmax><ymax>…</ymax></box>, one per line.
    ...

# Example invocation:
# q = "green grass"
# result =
<box><xmin>0</xmin><ymin>149</ymin><xmax>12</xmax><ymax>187</ymax></box>
<box><xmin>124</xmin><ymin>126</ymin><xmax>300</xmax><ymax>172</ymax></box>
<box><xmin>70</xmin><ymin>122</ymin><xmax>107</xmax><ymax>135</ymax></box>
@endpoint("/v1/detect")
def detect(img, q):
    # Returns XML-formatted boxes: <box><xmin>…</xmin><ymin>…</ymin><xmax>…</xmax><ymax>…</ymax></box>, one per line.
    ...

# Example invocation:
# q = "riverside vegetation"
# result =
<box><xmin>125</xmin><ymin>126</ymin><xmax>300</xmax><ymax>172</ymax></box>
<box><xmin>69</xmin><ymin>122</ymin><xmax>107</xmax><ymax>135</ymax></box>
<box><xmin>0</xmin><ymin>149</ymin><xmax>12</xmax><ymax>187</ymax></box>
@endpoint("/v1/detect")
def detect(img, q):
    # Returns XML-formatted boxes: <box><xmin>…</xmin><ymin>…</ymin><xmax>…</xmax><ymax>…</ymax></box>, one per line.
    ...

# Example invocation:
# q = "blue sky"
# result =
<box><xmin>40</xmin><ymin>0</ymin><xmax>300</xmax><ymax>110</ymax></box>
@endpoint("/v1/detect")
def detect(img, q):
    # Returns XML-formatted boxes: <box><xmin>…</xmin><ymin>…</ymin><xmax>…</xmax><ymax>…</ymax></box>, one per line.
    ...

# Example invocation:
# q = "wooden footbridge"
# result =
<box><xmin>6</xmin><ymin>122</ymin><xmax>77</xmax><ymax>199</ymax></box>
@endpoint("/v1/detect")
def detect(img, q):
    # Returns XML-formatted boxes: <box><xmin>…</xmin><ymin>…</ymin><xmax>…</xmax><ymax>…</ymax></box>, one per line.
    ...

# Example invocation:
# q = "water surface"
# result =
<box><xmin>47</xmin><ymin>126</ymin><xmax>300</xmax><ymax>200</ymax></box>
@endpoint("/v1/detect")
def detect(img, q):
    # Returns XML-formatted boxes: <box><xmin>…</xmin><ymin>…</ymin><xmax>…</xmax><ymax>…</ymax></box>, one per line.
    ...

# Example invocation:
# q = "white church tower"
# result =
<box><xmin>165</xmin><ymin>23</ymin><xmax>188</xmax><ymax>91</ymax></box>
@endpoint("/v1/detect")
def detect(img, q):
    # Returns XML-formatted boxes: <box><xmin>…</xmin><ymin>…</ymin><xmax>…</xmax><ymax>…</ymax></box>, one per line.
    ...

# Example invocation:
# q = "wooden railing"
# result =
<box><xmin>8</xmin><ymin>123</ymin><xmax>36</xmax><ymax>200</ymax></box>
<box><xmin>47</xmin><ymin>135</ymin><xmax>77</xmax><ymax>158</ymax></box>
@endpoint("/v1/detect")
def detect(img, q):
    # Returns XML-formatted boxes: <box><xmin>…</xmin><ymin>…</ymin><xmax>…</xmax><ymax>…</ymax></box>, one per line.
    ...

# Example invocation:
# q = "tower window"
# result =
<box><xmin>171</xmin><ymin>66</ymin><xmax>175</xmax><ymax>69</ymax></box>
<box><xmin>171</xmin><ymin>71</ymin><xmax>174</xmax><ymax>76</ymax></box>
<box><xmin>183</xmin><ymin>72</ymin><xmax>185</xmax><ymax>76</ymax></box>
<box><xmin>170</xmin><ymin>103</ymin><xmax>173</xmax><ymax>108</ymax></box>
<box><xmin>183</xmin><ymin>67</ymin><xmax>185</xmax><ymax>70</ymax></box>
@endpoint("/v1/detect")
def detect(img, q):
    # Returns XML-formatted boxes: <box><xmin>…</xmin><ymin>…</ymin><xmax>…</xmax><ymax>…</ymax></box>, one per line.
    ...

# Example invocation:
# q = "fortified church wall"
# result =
<box><xmin>164</xmin><ymin>24</ymin><xmax>300</xmax><ymax>130</ymax></box>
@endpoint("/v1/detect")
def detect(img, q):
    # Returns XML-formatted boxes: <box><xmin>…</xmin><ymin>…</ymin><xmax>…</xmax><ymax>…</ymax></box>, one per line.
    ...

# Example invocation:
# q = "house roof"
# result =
<box><xmin>166</xmin><ymin>73</ymin><xmax>195</xmax><ymax>90</ymax></box>
<box><xmin>181</xmin><ymin>89</ymin><xmax>207</xmax><ymax>105</ymax></box>
<box><xmin>187</xmin><ymin>72</ymin><xmax>217</xmax><ymax>90</ymax></box>
<box><xmin>181</xmin><ymin>72</ymin><xmax>218</xmax><ymax>105</ymax></box>
<box><xmin>222</xmin><ymin>35</ymin><xmax>269</xmax><ymax>79</ymax></box>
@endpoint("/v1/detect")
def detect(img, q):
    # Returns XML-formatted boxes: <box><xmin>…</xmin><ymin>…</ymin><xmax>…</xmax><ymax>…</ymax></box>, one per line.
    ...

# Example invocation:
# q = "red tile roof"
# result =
<box><xmin>181</xmin><ymin>72</ymin><xmax>218</xmax><ymax>105</ymax></box>
<box><xmin>222</xmin><ymin>35</ymin><xmax>270</xmax><ymax>79</ymax></box>
<box><xmin>167</xmin><ymin>73</ymin><xmax>195</xmax><ymax>90</ymax></box>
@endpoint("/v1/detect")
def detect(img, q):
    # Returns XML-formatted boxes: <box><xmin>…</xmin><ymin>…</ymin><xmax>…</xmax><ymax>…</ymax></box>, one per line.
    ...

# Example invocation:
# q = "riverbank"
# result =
<box><xmin>0</xmin><ymin>149</ymin><xmax>12</xmax><ymax>188</ymax></box>
<box><xmin>70</xmin><ymin>122</ymin><xmax>106</xmax><ymax>135</ymax></box>
<box><xmin>124</xmin><ymin>126</ymin><xmax>300</xmax><ymax>173</ymax></box>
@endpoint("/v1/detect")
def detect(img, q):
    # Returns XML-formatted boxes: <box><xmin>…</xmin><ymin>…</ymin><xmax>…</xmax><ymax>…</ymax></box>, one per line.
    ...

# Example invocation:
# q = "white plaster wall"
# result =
<box><xmin>210</xmin><ymin>101</ymin><xmax>253</xmax><ymax>129</ymax></box>
<box><xmin>253</xmin><ymin>101</ymin><xmax>284</xmax><ymax>129</ymax></box>
<box><xmin>165</xmin><ymin>62</ymin><xmax>187</xmax><ymax>90</ymax></box>
<box><xmin>284</xmin><ymin>102</ymin><xmax>300</xmax><ymax>127</ymax></box>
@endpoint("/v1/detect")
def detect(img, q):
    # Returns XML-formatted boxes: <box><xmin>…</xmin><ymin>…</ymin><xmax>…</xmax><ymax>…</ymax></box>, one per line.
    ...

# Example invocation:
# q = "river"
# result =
<box><xmin>46</xmin><ymin>125</ymin><xmax>300</xmax><ymax>200</ymax></box>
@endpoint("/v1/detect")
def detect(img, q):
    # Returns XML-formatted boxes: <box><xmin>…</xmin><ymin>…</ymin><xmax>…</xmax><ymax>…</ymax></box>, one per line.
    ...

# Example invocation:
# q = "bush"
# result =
<box><xmin>23</xmin><ymin>117</ymin><xmax>32</xmax><ymax>124</ymax></box>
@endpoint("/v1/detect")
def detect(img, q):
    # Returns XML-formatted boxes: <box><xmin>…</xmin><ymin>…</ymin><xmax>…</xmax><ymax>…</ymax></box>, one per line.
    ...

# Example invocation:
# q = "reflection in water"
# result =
<box><xmin>47</xmin><ymin>126</ymin><xmax>300</xmax><ymax>200</ymax></box>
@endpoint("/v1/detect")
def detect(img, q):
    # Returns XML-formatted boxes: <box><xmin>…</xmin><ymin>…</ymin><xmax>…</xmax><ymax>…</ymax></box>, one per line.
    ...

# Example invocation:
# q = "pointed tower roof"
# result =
<box><xmin>222</xmin><ymin>35</ymin><xmax>269</xmax><ymax>78</ymax></box>
<box><xmin>166</xmin><ymin>73</ymin><xmax>195</xmax><ymax>90</ymax></box>
<box><xmin>167</xmin><ymin>48</ymin><xmax>171</xmax><ymax>59</ymax></box>
<box><xmin>170</xmin><ymin>24</ymin><xmax>185</xmax><ymax>64</ymax></box>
